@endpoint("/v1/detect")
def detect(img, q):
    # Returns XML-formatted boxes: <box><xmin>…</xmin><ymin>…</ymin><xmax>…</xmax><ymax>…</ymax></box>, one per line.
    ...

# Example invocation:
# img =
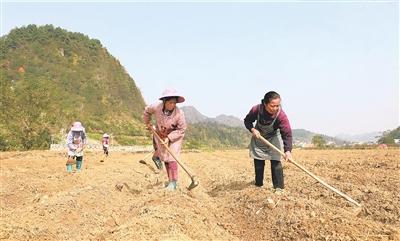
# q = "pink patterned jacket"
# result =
<box><xmin>143</xmin><ymin>101</ymin><xmax>186</xmax><ymax>162</ymax></box>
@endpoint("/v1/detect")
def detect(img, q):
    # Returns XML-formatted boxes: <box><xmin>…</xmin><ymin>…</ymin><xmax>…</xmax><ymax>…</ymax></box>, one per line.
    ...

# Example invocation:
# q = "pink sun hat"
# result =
<box><xmin>159</xmin><ymin>88</ymin><xmax>185</xmax><ymax>103</ymax></box>
<box><xmin>71</xmin><ymin>121</ymin><xmax>85</xmax><ymax>131</ymax></box>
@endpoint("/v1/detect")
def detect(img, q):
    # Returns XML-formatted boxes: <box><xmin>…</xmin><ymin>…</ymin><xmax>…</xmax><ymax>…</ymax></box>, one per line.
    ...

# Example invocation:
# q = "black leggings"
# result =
<box><xmin>254</xmin><ymin>159</ymin><xmax>284</xmax><ymax>189</ymax></box>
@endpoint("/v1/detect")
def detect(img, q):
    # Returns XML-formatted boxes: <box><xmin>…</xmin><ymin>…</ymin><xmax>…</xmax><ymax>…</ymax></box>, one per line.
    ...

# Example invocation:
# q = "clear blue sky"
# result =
<box><xmin>1</xmin><ymin>1</ymin><xmax>399</xmax><ymax>136</ymax></box>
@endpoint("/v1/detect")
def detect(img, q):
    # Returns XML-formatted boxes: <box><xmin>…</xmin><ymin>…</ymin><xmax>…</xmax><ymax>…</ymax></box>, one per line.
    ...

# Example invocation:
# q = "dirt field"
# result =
<box><xmin>1</xmin><ymin>149</ymin><xmax>399</xmax><ymax>241</ymax></box>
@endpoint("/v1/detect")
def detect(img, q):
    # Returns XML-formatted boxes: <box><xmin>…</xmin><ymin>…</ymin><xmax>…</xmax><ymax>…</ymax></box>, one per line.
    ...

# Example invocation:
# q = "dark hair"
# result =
<box><xmin>162</xmin><ymin>96</ymin><xmax>178</xmax><ymax>102</ymax></box>
<box><xmin>263</xmin><ymin>91</ymin><xmax>280</xmax><ymax>104</ymax></box>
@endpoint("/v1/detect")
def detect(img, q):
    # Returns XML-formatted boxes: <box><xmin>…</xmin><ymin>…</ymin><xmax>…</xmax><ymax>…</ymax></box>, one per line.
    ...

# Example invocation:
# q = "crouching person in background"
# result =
<box><xmin>66</xmin><ymin>121</ymin><xmax>87</xmax><ymax>173</ymax></box>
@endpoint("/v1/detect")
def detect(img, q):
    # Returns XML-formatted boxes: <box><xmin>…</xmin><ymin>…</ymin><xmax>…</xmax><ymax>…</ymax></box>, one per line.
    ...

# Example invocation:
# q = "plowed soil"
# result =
<box><xmin>1</xmin><ymin>149</ymin><xmax>399</xmax><ymax>240</ymax></box>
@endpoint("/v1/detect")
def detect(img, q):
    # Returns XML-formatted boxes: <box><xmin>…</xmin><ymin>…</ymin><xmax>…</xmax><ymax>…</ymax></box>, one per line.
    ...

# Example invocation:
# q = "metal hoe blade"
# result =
<box><xmin>188</xmin><ymin>176</ymin><xmax>199</xmax><ymax>190</ymax></box>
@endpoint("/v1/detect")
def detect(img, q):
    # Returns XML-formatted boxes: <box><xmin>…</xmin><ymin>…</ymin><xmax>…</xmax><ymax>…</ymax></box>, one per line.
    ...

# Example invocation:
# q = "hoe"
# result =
<box><xmin>151</xmin><ymin>126</ymin><xmax>199</xmax><ymax>190</ymax></box>
<box><xmin>258</xmin><ymin>135</ymin><xmax>362</xmax><ymax>208</ymax></box>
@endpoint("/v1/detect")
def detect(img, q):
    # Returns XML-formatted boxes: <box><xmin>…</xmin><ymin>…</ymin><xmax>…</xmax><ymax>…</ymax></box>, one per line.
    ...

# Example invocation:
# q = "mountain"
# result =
<box><xmin>292</xmin><ymin>129</ymin><xmax>316</xmax><ymax>144</ymax></box>
<box><xmin>378</xmin><ymin>127</ymin><xmax>400</xmax><ymax>144</ymax></box>
<box><xmin>180</xmin><ymin>106</ymin><xmax>208</xmax><ymax>123</ymax></box>
<box><xmin>335</xmin><ymin>132</ymin><xmax>382</xmax><ymax>143</ymax></box>
<box><xmin>185</xmin><ymin>122</ymin><xmax>250</xmax><ymax>149</ymax></box>
<box><xmin>180</xmin><ymin>107</ymin><xmax>250</xmax><ymax>148</ymax></box>
<box><xmin>0</xmin><ymin>24</ymin><xmax>353</xmax><ymax>151</ymax></box>
<box><xmin>214</xmin><ymin>114</ymin><xmax>243</xmax><ymax>127</ymax></box>
<box><xmin>181</xmin><ymin>106</ymin><xmax>243</xmax><ymax>127</ymax></box>
<box><xmin>182</xmin><ymin>106</ymin><xmax>347</xmax><ymax>146</ymax></box>
<box><xmin>0</xmin><ymin>25</ymin><xmax>254</xmax><ymax>151</ymax></box>
<box><xmin>292</xmin><ymin>129</ymin><xmax>346</xmax><ymax>146</ymax></box>
<box><xmin>0</xmin><ymin>24</ymin><xmax>146</xmax><ymax>150</ymax></box>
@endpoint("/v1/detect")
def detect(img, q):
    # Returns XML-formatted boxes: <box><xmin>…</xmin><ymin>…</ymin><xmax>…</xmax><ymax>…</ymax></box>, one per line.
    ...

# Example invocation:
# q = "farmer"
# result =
<box><xmin>66</xmin><ymin>121</ymin><xmax>87</xmax><ymax>173</ymax></box>
<box><xmin>244</xmin><ymin>91</ymin><xmax>293</xmax><ymax>193</ymax></box>
<box><xmin>143</xmin><ymin>88</ymin><xmax>186</xmax><ymax>190</ymax></box>
<box><xmin>101</xmin><ymin>133</ymin><xmax>110</xmax><ymax>157</ymax></box>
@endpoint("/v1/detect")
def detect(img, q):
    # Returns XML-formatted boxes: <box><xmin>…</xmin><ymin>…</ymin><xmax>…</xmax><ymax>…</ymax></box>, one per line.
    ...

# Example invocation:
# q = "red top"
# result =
<box><xmin>244</xmin><ymin>104</ymin><xmax>293</xmax><ymax>152</ymax></box>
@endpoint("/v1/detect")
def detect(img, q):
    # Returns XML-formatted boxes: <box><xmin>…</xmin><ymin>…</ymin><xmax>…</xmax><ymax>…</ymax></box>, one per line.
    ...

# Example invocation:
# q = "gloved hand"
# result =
<box><xmin>284</xmin><ymin>151</ymin><xmax>292</xmax><ymax>161</ymax></box>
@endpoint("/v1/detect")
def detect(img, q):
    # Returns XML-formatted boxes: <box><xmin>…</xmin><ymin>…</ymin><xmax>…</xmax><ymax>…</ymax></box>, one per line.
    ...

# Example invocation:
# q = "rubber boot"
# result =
<box><xmin>76</xmin><ymin>158</ymin><xmax>83</xmax><ymax>171</ymax></box>
<box><xmin>271</xmin><ymin>160</ymin><xmax>284</xmax><ymax>189</ymax></box>
<box><xmin>166</xmin><ymin>181</ymin><xmax>177</xmax><ymax>191</ymax></box>
<box><xmin>254</xmin><ymin>159</ymin><xmax>265</xmax><ymax>187</ymax></box>
<box><xmin>274</xmin><ymin>188</ymin><xmax>285</xmax><ymax>195</ymax></box>
<box><xmin>66</xmin><ymin>164</ymin><xmax>73</xmax><ymax>173</ymax></box>
<box><xmin>152</xmin><ymin>156</ymin><xmax>163</xmax><ymax>170</ymax></box>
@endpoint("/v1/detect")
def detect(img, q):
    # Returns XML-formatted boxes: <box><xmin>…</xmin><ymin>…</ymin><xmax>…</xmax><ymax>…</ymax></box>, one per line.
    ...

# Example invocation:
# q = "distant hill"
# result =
<box><xmin>181</xmin><ymin>106</ymin><xmax>243</xmax><ymax>127</ymax></box>
<box><xmin>292</xmin><ymin>129</ymin><xmax>347</xmax><ymax>146</ymax></box>
<box><xmin>180</xmin><ymin>106</ymin><xmax>208</xmax><ymax>123</ymax></box>
<box><xmin>0</xmin><ymin>25</ymin><xmax>259</xmax><ymax>151</ymax></box>
<box><xmin>0</xmin><ymin>24</ymin><xmax>355</xmax><ymax>151</ymax></box>
<box><xmin>214</xmin><ymin>114</ymin><xmax>243</xmax><ymax>127</ymax></box>
<box><xmin>185</xmin><ymin>122</ymin><xmax>250</xmax><ymax>149</ymax></box>
<box><xmin>0</xmin><ymin>24</ymin><xmax>146</xmax><ymax>150</ymax></box>
<box><xmin>180</xmin><ymin>106</ymin><xmax>250</xmax><ymax>148</ymax></box>
<box><xmin>182</xmin><ymin>106</ymin><xmax>347</xmax><ymax>146</ymax></box>
<box><xmin>378</xmin><ymin>127</ymin><xmax>400</xmax><ymax>144</ymax></box>
<box><xmin>291</xmin><ymin>129</ymin><xmax>316</xmax><ymax>144</ymax></box>
<box><xmin>335</xmin><ymin>132</ymin><xmax>382</xmax><ymax>143</ymax></box>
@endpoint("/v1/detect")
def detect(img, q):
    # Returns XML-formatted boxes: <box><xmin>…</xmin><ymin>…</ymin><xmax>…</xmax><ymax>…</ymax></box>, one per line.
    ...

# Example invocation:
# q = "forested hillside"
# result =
<box><xmin>0</xmin><ymin>25</ymin><xmax>146</xmax><ymax>150</ymax></box>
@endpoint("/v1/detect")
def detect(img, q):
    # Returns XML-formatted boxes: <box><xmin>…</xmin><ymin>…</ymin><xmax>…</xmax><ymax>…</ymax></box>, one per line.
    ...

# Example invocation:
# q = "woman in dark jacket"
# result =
<box><xmin>244</xmin><ymin>91</ymin><xmax>293</xmax><ymax>192</ymax></box>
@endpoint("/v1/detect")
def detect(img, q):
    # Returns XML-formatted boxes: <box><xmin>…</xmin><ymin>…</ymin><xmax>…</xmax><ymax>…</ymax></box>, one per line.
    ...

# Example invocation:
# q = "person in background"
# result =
<box><xmin>66</xmin><ymin>121</ymin><xmax>87</xmax><ymax>173</ymax></box>
<box><xmin>143</xmin><ymin>88</ymin><xmax>186</xmax><ymax>191</ymax></box>
<box><xmin>101</xmin><ymin>133</ymin><xmax>110</xmax><ymax>158</ymax></box>
<box><xmin>244</xmin><ymin>91</ymin><xmax>293</xmax><ymax>194</ymax></box>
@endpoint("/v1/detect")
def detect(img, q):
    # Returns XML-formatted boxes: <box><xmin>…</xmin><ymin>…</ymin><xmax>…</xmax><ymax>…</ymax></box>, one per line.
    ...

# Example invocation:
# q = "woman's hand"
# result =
<box><xmin>146</xmin><ymin>123</ymin><xmax>153</xmax><ymax>130</ymax></box>
<box><xmin>284</xmin><ymin>151</ymin><xmax>292</xmax><ymax>161</ymax></box>
<box><xmin>160</xmin><ymin>138</ymin><xmax>170</xmax><ymax>146</ymax></box>
<box><xmin>251</xmin><ymin>128</ymin><xmax>261</xmax><ymax>139</ymax></box>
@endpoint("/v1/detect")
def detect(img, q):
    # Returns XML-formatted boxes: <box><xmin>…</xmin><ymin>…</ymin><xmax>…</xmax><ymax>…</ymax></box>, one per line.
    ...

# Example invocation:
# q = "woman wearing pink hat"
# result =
<box><xmin>101</xmin><ymin>133</ymin><xmax>110</xmax><ymax>158</ymax></box>
<box><xmin>143</xmin><ymin>88</ymin><xmax>187</xmax><ymax>190</ymax></box>
<box><xmin>66</xmin><ymin>121</ymin><xmax>87</xmax><ymax>173</ymax></box>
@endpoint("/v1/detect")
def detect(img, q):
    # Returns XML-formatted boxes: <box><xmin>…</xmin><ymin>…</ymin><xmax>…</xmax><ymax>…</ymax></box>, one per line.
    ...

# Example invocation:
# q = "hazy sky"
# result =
<box><xmin>1</xmin><ymin>1</ymin><xmax>399</xmax><ymax>136</ymax></box>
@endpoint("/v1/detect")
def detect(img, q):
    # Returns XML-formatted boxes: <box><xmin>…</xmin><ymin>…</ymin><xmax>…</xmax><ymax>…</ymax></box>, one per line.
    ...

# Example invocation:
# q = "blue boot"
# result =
<box><xmin>76</xmin><ymin>160</ymin><xmax>82</xmax><ymax>171</ymax></box>
<box><xmin>166</xmin><ymin>181</ymin><xmax>177</xmax><ymax>191</ymax></box>
<box><xmin>66</xmin><ymin>164</ymin><xmax>73</xmax><ymax>173</ymax></box>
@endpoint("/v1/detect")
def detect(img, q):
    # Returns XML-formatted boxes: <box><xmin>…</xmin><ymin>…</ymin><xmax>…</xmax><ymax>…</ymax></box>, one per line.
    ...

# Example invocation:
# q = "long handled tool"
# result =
<box><xmin>138</xmin><ymin>150</ymin><xmax>159</xmax><ymax>174</ymax></box>
<box><xmin>258</xmin><ymin>135</ymin><xmax>362</xmax><ymax>207</ymax></box>
<box><xmin>139</xmin><ymin>150</ymin><xmax>155</xmax><ymax>163</ymax></box>
<box><xmin>151</xmin><ymin>126</ymin><xmax>199</xmax><ymax>190</ymax></box>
